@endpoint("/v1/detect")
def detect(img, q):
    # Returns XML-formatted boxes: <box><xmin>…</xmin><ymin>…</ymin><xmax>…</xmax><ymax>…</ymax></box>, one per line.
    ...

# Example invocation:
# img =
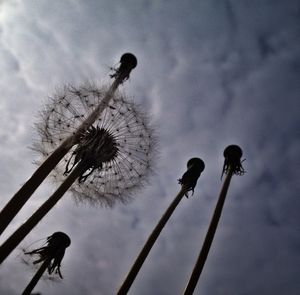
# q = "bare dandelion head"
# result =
<box><xmin>178</xmin><ymin>158</ymin><xmax>205</xmax><ymax>197</ymax></box>
<box><xmin>221</xmin><ymin>145</ymin><xmax>245</xmax><ymax>179</ymax></box>
<box><xmin>23</xmin><ymin>232</ymin><xmax>71</xmax><ymax>279</ymax></box>
<box><xmin>33</xmin><ymin>82</ymin><xmax>156</xmax><ymax>207</ymax></box>
<box><xmin>110</xmin><ymin>53</ymin><xmax>138</xmax><ymax>82</ymax></box>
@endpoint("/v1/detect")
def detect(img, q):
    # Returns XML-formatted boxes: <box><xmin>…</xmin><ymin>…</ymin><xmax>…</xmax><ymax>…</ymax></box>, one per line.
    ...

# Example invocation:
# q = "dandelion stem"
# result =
<box><xmin>0</xmin><ymin>63</ymin><xmax>129</xmax><ymax>236</ymax></box>
<box><xmin>0</xmin><ymin>144</ymin><xmax>69</xmax><ymax>236</ymax></box>
<box><xmin>117</xmin><ymin>158</ymin><xmax>204</xmax><ymax>294</ymax></box>
<box><xmin>183</xmin><ymin>167</ymin><xmax>233</xmax><ymax>295</ymax></box>
<box><xmin>117</xmin><ymin>186</ymin><xmax>188</xmax><ymax>295</ymax></box>
<box><xmin>22</xmin><ymin>256</ymin><xmax>51</xmax><ymax>295</ymax></box>
<box><xmin>0</xmin><ymin>162</ymin><xmax>84</xmax><ymax>264</ymax></box>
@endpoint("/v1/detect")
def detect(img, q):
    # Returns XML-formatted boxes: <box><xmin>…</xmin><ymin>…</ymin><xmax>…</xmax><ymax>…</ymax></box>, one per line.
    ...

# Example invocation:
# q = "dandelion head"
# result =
<box><xmin>120</xmin><ymin>53</ymin><xmax>137</xmax><ymax>70</ymax></box>
<box><xmin>64</xmin><ymin>125</ymin><xmax>119</xmax><ymax>183</ymax></box>
<box><xmin>186</xmin><ymin>158</ymin><xmax>205</xmax><ymax>172</ymax></box>
<box><xmin>178</xmin><ymin>157</ymin><xmax>205</xmax><ymax>197</ymax></box>
<box><xmin>34</xmin><ymin>82</ymin><xmax>156</xmax><ymax>207</ymax></box>
<box><xmin>221</xmin><ymin>145</ymin><xmax>245</xmax><ymax>178</ymax></box>
<box><xmin>110</xmin><ymin>52</ymin><xmax>137</xmax><ymax>83</ymax></box>
<box><xmin>23</xmin><ymin>232</ymin><xmax>71</xmax><ymax>279</ymax></box>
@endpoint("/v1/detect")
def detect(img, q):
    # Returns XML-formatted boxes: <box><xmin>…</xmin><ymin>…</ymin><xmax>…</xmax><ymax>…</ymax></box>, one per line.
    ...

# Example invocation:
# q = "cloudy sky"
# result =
<box><xmin>0</xmin><ymin>0</ymin><xmax>299</xmax><ymax>294</ymax></box>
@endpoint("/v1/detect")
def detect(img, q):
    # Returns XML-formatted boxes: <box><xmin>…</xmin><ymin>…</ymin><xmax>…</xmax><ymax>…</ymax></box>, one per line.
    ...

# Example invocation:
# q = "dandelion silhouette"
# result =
<box><xmin>0</xmin><ymin>53</ymin><xmax>137</xmax><ymax>236</ymax></box>
<box><xmin>117</xmin><ymin>158</ymin><xmax>205</xmax><ymax>294</ymax></box>
<box><xmin>0</xmin><ymin>84</ymin><xmax>156</xmax><ymax>263</ymax></box>
<box><xmin>110</xmin><ymin>53</ymin><xmax>137</xmax><ymax>82</ymax></box>
<box><xmin>184</xmin><ymin>145</ymin><xmax>245</xmax><ymax>294</ymax></box>
<box><xmin>33</xmin><ymin>83</ymin><xmax>155</xmax><ymax>206</ymax></box>
<box><xmin>22</xmin><ymin>232</ymin><xmax>71</xmax><ymax>295</ymax></box>
<box><xmin>178</xmin><ymin>158</ymin><xmax>205</xmax><ymax>197</ymax></box>
<box><xmin>221</xmin><ymin>144</ymin><xmax>245</xmax><ymax>179</ymax></box>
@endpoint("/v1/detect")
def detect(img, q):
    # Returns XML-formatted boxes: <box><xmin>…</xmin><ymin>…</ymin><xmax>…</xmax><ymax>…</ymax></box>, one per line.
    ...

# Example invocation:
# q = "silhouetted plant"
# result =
<box><xmin>183</xmin><ymin>145</ymin><xmax>245</xmax><ymax>294</ymax></box>
<box><xmin>221</xmin><ymin>144</ymin><xmax>245</xmax><ymax>179</ymax></box>
<box><xmin>117</xmin><ymin>158</ymin><xmax>205</xmax><ymax>294</ymax></box>
<box><xmin>21</xmin><ymin>232</ymin><xmax>71</xmax><ymax>295</ymax></box>
<box><xmin>0</xmin><ymin>82</ymin><xmax>156</xmax><ymax>263</ymax></box>
<box><xmin>0</xmin><ymin>53</ymin><xmax>137</xmax><ymax>236</ymax></box>
<box><xmin>33</xmin><ymin>83</ymin><xmax>156</xmax><ymax>206</ymax></box>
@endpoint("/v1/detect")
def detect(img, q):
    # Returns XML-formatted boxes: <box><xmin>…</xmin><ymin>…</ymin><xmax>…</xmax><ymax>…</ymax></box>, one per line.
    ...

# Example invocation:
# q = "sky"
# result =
<box><xmin>0</xmin><ymin>0</ymin><xmax>299</xmax><ymax>294</ymax></box>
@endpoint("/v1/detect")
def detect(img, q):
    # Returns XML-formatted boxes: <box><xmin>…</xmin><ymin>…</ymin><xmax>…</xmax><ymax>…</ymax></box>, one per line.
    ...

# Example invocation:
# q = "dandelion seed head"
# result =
<box><xmin>63</xmin><ymin>126</ymin><xmax>119</xmax><ymax>183</ymax></box>
<box><xmin>33</xmin><ymin>82</ymin><xmax>156</xmax><ymax>207</ymax></box>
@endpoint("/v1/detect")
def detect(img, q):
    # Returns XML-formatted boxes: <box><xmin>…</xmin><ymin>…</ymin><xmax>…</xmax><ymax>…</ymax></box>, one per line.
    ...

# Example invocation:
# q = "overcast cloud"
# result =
<box><xmin>0</xmin><ymin>1</ymin><xmax>299</xmax><ymax>294</ymax></box>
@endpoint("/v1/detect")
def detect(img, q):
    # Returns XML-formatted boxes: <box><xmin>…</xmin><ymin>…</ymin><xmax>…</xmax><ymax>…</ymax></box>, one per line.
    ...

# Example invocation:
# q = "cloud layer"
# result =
<box><xmin>0</xmin><ymin>1</ymin><xmax>299</xmax><ymax>294</ymax></box>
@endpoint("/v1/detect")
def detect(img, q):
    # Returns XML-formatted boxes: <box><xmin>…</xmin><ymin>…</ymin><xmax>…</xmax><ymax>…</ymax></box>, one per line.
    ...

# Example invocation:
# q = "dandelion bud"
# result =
<box><xmin>23</xmin><ymin>232</ymin><xmax>71</xmax><ymax>279</ymax></box>
<box><xmin>120</xmin><ymin>53</ymin><xmax>138</xmax><ymax>70</ymax></box>
<box><xmin>187</xmin><ymin>158</ymin><xmax>205</xmax><ymax>172</ymax></box>
<box><xmin>178</xmin><ymin>158</ymin><xmax>205</xmax><ymax>197</ymax></box>
<box><xmin>48</xmin><ymin>232</ymin><xmax>71</xmax><ymax>249</ymax></box>
<box><xmin>110</xmin><ymin>53</ymin><xmax>138</xmax><ymax>83</ymax></box>
<box><xmin>221</xmin><ymin>145</ymin><xmax>245</xmax><ymax>178</ymax></box>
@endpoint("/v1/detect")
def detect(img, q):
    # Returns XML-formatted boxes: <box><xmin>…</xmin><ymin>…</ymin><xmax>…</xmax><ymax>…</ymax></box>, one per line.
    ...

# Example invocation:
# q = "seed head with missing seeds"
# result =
<box><xmin>33</xmin><ymin>82</ymin><xmax>157</xmax><ymax>207</ymax></box>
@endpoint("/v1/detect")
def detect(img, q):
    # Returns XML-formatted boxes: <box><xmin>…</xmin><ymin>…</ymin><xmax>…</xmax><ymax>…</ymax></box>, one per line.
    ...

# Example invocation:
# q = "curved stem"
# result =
<box><xmin>117</xmin><ymin>187</ymin><xmax>188</xmax><ymax>295</ymax></box>
<box><xmin>183</xmin><ymin>168</ymin><xmax>233</xmax><ymax>295</ymax></box>
<box><xmin>0</xmin><ymin>162</ymin><xmax>84</xmax><ymax>264</ymax></box>
<box><xmin>22</xmin><ymin>257</ymin><xmax>51</xmax><ymax>295</ymax></box>
<box><xmin>0</xmin><ymin>77</ymin><xmax>123</xmax><ymax>237</ymax></box>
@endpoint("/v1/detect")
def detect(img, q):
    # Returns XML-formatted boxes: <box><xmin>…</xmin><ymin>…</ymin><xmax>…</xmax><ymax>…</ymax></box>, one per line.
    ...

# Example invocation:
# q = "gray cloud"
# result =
<box><xmin>0</xmin><ymin>0</ymin><xmax>299</xmax><ymax>294</ymax></box>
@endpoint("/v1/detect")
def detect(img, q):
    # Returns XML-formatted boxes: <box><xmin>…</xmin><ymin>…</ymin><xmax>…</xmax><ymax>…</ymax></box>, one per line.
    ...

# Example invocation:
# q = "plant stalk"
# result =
<box><xmin>117</xmin><ymin>186</ymin><xmax>188</xmax><ymax>295</ymax></box>
<box><xmin>0</xmin><ymin>162</ymin><xmax>84</xmax><ymax>264</ymax></box>
<box><xmin>0</xmin><ymin>77</ymin><xmax>122</xmax><ymax>236</ymax></box>
<box><xmin>22</xmin><ymin>257</ymin><xmax>51</xmax><ymax>295</ymax></box>
<box><xmin>183</xmin><ymin>167</ymin><xmax>233</xmax><ymax>295</ymax></box>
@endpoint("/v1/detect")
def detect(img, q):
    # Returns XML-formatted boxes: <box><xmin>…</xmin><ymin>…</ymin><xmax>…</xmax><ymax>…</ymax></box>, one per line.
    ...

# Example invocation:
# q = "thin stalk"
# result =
<box><xmin>22</xmin><ymin>257</ymin><xmax>51</xmax><ymax>295</ymax></box>
<box><xmin>183</xmin><ymin>167</ymin><xmax>234</xmax><ymax>295</ymax></box>
<box><xmin>117</xmin><ymin>186</ymin><xmax>188</xmax><ymax>295</ymax></box>
<box><xmin>0</xmin><ymin>77</ymin><xmax>122</xmax><ymax>236</ymax></box>
<box><xmin>0</xmin><ymin>162</ymin><xmax>85</xmax><ymax>264</ymax></box>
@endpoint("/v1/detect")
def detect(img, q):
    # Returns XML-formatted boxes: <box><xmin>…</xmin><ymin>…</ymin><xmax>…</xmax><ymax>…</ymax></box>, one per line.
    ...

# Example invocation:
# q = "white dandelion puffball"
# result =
<box><xmin>34</xmin><ymin>83</ymin><xmax>156</xmax><ymax>207</ymax></box>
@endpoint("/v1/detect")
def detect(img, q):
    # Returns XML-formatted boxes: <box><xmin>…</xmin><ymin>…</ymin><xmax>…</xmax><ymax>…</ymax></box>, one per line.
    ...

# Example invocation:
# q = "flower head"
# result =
<box><xmin>221</xmin><ymin>145</ymin><xmax>245</xmax><ymax>179</ymax></box>
<box><xmin>33</xmin><ymin>82</ymin><xmax>156</xmax><ymax>207</ymax></box>
<box><xmin>23</xmin><ymin>232</ymin><xmax>71</xmax><ymax>279</ymax></box>
<box><xmin>110</xmin><ymin>52</ymin><xmax>138</xmax><ymax>82</ymax></box>
<box><xmin>178</xmin><ymin>158</ymin><xmax>205</xmax><ymax>197</ymax></box>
